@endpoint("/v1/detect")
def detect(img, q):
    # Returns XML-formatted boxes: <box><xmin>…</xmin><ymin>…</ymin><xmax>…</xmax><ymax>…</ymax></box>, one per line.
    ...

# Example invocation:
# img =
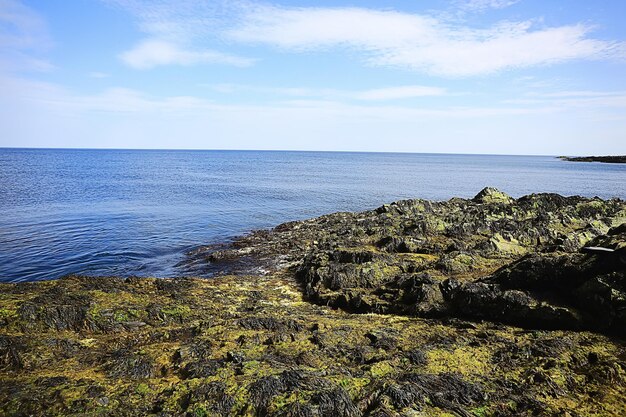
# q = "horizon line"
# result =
<box><xmin>0</xmin><ymin>146</ymin><xmax>579</xmax><ymax>158</ymax></box>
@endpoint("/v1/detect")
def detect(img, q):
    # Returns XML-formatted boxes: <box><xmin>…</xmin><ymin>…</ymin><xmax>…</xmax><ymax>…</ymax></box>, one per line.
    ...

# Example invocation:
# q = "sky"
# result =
<box><xmin>1</xmin><ymin>0</ymin><xmax>625</xmax><ymax>155</ymax></box>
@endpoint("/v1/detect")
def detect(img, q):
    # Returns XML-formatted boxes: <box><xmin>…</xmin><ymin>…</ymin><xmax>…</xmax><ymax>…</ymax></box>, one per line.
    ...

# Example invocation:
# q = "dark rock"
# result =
<box><xmin>442</xmin><ymin>279</ymin><xmax>587</xmax><ymax>331</ymax></box>
<box><xmin>559</xmin><ymin>155</ymin><xmax>626</xmax><ymax>164</ymax></box>
<box><xmin>331</xmin><ymin>249</ymin><xmax>379</xmax><ymax>264</ymax></box>
<box><xmin>226</xmin><ymin>351</ymin><xmax>245</xmax><ymax>364</ymax></box>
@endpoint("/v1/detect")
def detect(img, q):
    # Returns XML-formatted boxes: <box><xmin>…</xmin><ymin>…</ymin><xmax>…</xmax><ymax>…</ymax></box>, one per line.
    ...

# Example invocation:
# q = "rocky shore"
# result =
<box><xmin>1</xmin><ymin>188</ymin><xmax>625</xmax><ymax>416</ymax></box>
<box><xmin>558</xmin><ymin>155</ymin><xmax>626</xmax><ymax>163</ymax></box>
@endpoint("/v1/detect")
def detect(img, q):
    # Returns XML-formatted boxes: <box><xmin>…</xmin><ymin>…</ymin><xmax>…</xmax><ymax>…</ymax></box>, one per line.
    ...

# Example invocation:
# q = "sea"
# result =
<box><xmin>0</xmin><ymin>148</ymin><xmax>624</xmax><ymax>283</ymax></box>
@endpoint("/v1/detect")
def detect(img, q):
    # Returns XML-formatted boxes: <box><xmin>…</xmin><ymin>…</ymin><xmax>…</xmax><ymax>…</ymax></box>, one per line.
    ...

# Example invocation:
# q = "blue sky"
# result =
<box><xmin>1</xmin><ymin>0</ymin><xmax>625</xmax><ymax>154</ymax></box>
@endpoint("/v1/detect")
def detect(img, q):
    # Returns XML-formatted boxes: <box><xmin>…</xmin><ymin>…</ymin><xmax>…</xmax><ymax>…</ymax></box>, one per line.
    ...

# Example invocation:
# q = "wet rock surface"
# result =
<box><xmin>1</xmin><ymin>189</ymin><xmax>626</xmax><ymax>416</ymax></box>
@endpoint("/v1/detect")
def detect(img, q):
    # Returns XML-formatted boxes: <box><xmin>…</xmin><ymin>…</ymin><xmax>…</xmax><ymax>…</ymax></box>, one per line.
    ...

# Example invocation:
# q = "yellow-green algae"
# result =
<box><xmin>1</xmin><ymin>273</ymin><xmax>624</xmax><ymax>416</ymax></box>
<box><xmin>2</xmin><ymin>189</ymin><xmax>626</xmax><ymax>416</ymax></box>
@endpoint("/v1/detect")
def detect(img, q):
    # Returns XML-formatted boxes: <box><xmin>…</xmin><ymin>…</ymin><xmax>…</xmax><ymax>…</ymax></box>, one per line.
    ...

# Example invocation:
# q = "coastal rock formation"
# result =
<box><xmin>183</xmin><ymin>187</ymin><xmax>626</xmax><ymax>336</ymax></box>
<box><xmin>1</xmin><ymin>188</ymin><xmax>625</xmax><ymax>416</ymax></box>
<box><xmin>558</xmin><ymin>155</ymin><xmax>626</xmax><ymax>163</ymax></box>
<box><xmin>451</xmin><ymin>226</ymin><xmax>626</xmax><ymax>332</ymax></box>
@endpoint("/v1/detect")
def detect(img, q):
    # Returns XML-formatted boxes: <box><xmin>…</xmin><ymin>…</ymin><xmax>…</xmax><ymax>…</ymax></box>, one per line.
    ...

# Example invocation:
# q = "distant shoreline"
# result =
<box><xmin>558</xmin><ymin>155</ymin><xmax>626</xmax><ymax>163</ymax></box>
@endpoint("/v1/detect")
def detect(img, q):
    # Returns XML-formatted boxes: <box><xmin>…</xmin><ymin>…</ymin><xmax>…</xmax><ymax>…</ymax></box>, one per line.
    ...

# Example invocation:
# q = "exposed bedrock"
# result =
<box><xmin>1</xmin><ymin>188</ymin><xmax>626</xmax><ymax>416</ymax></box>
<box><xmin>225</xmin><ymin>187</ymin><xmax>626</xmax><ymax>336</ymax></box>
<box><xmin>180</xmin><ymin>188</ymin><xmax>626</xmax><ymax>336</ymax></box>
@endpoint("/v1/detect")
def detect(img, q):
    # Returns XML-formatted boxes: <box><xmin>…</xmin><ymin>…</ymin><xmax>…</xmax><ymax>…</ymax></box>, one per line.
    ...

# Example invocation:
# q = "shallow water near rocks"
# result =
<box><xmin>1</xmin><ymin>148</ymin><xmax>624</xmax><ymax>282</ymax></box>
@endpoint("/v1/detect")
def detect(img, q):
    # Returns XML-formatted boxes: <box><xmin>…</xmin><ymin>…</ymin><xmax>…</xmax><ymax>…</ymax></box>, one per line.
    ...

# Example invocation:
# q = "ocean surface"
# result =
<box><xmin>1</xmin><ymin>148</ymin><xmax>624</xmax><ymax>283</ymax></box>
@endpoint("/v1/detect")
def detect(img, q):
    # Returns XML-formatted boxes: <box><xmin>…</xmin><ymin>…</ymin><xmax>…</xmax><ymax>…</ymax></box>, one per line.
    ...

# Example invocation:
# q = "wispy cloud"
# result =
<box><xmin>205</xmin><ymin>83</ymin><xmax>447</xmax><ymax>101</ymax></box>
<box><xmin>103</xmin><ymin>1</ymin><xmax>625</xmax><ymax>76</ymax></box>
<box><xmin>0</xmin><ymin>0</ymin><xmax>53</xmax><ymax>72</ymax></box>
<box><xmin>0</xmin><ymin>75</ymin><xmax>545</xmax><ymax>117</ymax></box>
<box><xmin>457</xmin><ymin>0</ymin><xmax>521</xmax><ymax>12</ymax></box>
<box><xmin>106</xmin><ymin>0</ymin><xmax>254</xmax><ymax>69</ymax></box>
<box><xmin>228</xmin><ymin>6</ymin><xmax>624</xmax><ymax>77</ymax></box>
<box><xmin>119</xmin><ymin>39</ymin><xmax>253</xmax><ymax>69</ymax></box>
<box><xmin>103</xmin><ymin>0</ymin><xmax>234</xmax><ymax>41</ymax></box>
<box><xmin>355</xmin><ymin>86</ymin><xmax>447</xmax><ymax>100</ymax></box>
<box><xmin>0</xmin><ymin>0</ymin><xmax>49</xmax><ymax>49</ymax></box>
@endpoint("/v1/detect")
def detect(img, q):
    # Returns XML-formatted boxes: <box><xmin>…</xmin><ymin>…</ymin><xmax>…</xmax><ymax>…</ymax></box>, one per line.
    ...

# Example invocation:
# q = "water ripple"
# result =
<box><xmin>1</xmin><ymin>149</ymin><xmax>624</xmax><ymax>282</ymax></box>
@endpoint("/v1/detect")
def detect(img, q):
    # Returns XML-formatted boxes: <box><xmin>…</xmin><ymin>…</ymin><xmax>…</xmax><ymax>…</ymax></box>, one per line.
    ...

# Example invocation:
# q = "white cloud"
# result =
<box><xmin>107</xmin><ymin>1</ymin><xmax>254</xmax><ymax>69</ymax></box>
<box><xmin>104</xmin><ymin>1</ymin><xmax>625</xmax><ymax>76</ymax></box>
<box><xmin>119</xmin><ymin>39</ymin><xmax>254</xmax><ymax>69</ymax></box>
<box><xmin>103</xmin><ymin>0</ymin><xmax>234</xmax><ymax>41</ymax></box>
<box><xmin>227</xmin><ymin>6</ymin><xmax>624</xmax><ymax>77</ymax></box>
<box><xmin>205</xmin><ymin>83</ymin><xmax>446</xmax><ymax>101</ymax></box>
<box><xmin>0</xmin><ymin>0</ymin><xmax>49</xmax><ymax>48</ymax></box>
<box><xmin>457</xmin><ymin>0</ymin><xmax>521</xmax><ymax>12</ymax></box>
<box><xmin>228</xmin><ymin>7</ymin><xmax>436</xmax><ymax>51</ymax></box>
<box><xmin>355</xmin><ymin>86</ymin><xmax>446</xmax><ymax>100</ymax></box>
<box><xmin>0</xmin><ymin>0</ymin><xmax>53</xmax><ymax>72</ymax></box>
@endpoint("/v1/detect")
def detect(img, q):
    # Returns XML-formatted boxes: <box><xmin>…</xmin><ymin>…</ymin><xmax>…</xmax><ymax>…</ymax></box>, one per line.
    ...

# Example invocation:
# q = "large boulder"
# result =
<box><xmin>472</xmin><ymin>187</ymin><xmax>514</xmax><ymax>204</ymax></box>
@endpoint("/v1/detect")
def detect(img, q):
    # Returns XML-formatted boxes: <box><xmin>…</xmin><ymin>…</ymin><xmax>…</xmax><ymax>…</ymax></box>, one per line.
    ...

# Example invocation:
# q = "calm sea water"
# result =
<box><xmin>0</xmin><ymin>148</ymin><xmax>624</xmax><ymax>283</ymax></box>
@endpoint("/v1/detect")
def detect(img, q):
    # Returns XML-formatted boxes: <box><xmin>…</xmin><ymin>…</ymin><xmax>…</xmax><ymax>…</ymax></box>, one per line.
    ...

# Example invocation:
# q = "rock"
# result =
<box><xmin>377</xmin><ymin>237</ymin><xmax>424</xmax><ymax>253</ymax></box>
<box><xmin>472</xmin><ymin>187</ymin><xmax>514</xmax><ymax>204</ymax></box>
<box><xmin>394</xmin><ymin>273</ymin><xmax>448</xmax><ymax>316</ymax></box>
<box><xmin>289</xmin><ymin>192</ymin><xmax>626</xmax><ymax>336</ymax></box>
<box><xmin>442</xmin><ymin>279</ymin><xmax>587</xmax><ymax>331</ymax></box>
<box><xmin>487</xmin><ymin>233</ymin><xmax>527</xmax><ymax>255</ymax></box>
<box><xmin>95</xmin><ymin>396</ymin><xmax>109</xmax><ymax>406</ymax></box>
<box><xmin>559</xmin><ymin>155</ymin><xmax>626</xmax><ymax>163</ymax></box>
<box><xmin>1</xmin><ymin>190</ymin><xmax>626</xmax><ymax>417</ymax></box>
